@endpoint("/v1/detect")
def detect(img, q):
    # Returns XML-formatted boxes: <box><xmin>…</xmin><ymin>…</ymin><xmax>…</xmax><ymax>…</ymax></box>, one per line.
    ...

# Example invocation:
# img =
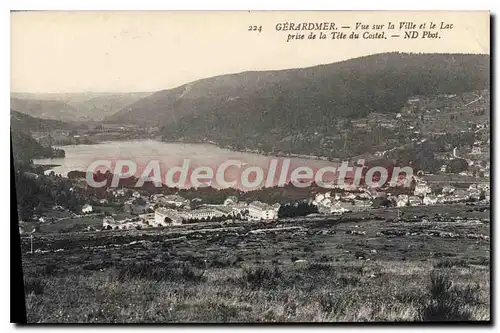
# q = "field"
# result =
<box><xmin>20</xmin><ymin>205</ymin><xmax>490</xmax><ymax>323</ymax></box>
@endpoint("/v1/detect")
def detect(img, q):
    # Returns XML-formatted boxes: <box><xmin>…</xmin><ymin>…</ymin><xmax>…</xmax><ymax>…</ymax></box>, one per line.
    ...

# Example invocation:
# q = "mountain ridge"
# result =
<box><xmin>10</xmin><ymin>109</ymin><xmax>78</xmax><ymax>132</ymax></box>
<box><xmin>11</xmin><ymin>92</ymin><xmax>152</xmax><ymax>122</ymax></box>
<box><xmin>105</xmin><ymin>52</ymin><xmax>490</xmax><ymax>129</ymax></box>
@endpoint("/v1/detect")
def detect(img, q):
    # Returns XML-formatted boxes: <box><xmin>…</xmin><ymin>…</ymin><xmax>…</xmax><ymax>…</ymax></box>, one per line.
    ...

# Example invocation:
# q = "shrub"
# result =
<box><xmin>117</xmin><ymin>262</ymin><xmax>206</xmax><ymax>283</ymax></box>
<box><xmin>434</xmin><ymin>258</ymin><xmax>468</xmax><ymax>268</ymax></box>
<box><xmin>419</xmin><ymin>271</ymin><xmax>479</xmax><ymax>321</ymax></box>
<box><xmin>179</xmin><ymin>265</ymin><xmax>206</xmax><ymax>282</ymax></box>
<box><xmin>354</xmin><ymin>250</ymin><xmax>367</xmax><ymax>259</ymax></box>
<box><xmin>319</xmin><ymin>254</ymin><xmax>331</xmax><ymax>262</ymax></box>
<box><xmin>24</xmin><ymin>277</ymin><xmax>44</xmax><ymax>295</ymax></box>
<box><xmin>317</xmin><ymin>293</ymin><xmax>353</xmax><ymax>316</ymax></box>
<box><xmin>307</xmin><ymin>262</ymin><xmax>334</xmax><ymax>274</ymax></box>
<box><xmin>43</xmin><ymin>263</ymin><xmax>58</xmax><ymax>275</ymax></box>
<box><xmin>209</xmin><ymin>258</ymin><xmax>232</xmax><ymax>268</ymax></box>
<box><xmin>239</xmin><ymin>265</ymin><xmax>283</xmax><ymax>289</ymax></box>
<box><xmin>336</xmin><ymin>274</ymin><xmax>360</xmax><ymax>287</ymax></box>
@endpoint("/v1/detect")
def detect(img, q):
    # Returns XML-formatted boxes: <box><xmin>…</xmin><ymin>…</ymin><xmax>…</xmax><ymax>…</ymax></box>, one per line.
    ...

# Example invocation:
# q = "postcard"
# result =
<box><xmin>11</xmin><ymin>10</ymin><xmax>490</xmax><ymax>323</ymax></box>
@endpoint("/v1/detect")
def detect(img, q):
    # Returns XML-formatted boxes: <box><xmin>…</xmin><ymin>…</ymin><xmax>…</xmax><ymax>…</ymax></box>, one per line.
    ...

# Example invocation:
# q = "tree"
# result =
<box><xmin>447</xmin><ymin>158</ymin><xmax>468</xmax><ymax>174</ymax></box>
<box><xmin>372</xmin><ymin>197</ymin><xmax>393</xmax><ymax>208</ymax></box>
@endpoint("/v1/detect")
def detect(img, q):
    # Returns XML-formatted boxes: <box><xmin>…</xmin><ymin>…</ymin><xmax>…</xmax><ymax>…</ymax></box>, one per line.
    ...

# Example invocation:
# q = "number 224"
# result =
<box><xmin>248</xmin><ymin>25</ymin><xmax>262</xmax><ymax>32</ymax></box>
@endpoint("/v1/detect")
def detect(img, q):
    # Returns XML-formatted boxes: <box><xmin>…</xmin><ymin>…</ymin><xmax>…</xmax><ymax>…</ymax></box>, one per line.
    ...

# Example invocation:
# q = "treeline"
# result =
<box><xmin>77</xmin><ymin>170</ymin><xmax>325</xmax><ymax>204</ymax></box>
<box><xmin>278</xmin><ymin>202</ymin><xmax>318</xmax><ymax>218</ymax></box>
<box><xmin>13</xmin><ymin>171</ymin><xmax>86</xmax><ymax>220</ymax></box>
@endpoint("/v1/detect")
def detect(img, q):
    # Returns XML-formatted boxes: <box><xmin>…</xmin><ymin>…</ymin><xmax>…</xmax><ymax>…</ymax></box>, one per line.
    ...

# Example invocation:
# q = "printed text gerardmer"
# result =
<box><xmin>275</xmin><ymin>22</ymin><xmax>337</xmax><ymax>31</ymax></box>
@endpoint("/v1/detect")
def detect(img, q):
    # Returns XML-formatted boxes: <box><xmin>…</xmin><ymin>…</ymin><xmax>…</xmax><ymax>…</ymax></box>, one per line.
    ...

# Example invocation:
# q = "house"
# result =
<box><xmin>82</xmin><ymin>204</ymin><xmax>93</xmax><ymax>214</ymax></box>
<box><xmin>369</xmin><ymin>189</ymin><xmax>387</xmax><ymax>198</ymax></box>
<box><xmin>248</xmin><ymin>201</ymin><xmax>279</xmax><ymax>221</ymax></box>
<box><xmin>442</xmin><ymin>186</ymin><xmax>455</xmax><ymax>195</ymax></box>
<box><xmin>452</xmin><ymin>189</ymin><xmax>470</xmax><ymax>202</ymax></box>
<box><xmin>440</xmin><ymin>165</ymin><xmax>448</xmax><ymax>173</ymax></box>
<box><xmin>215</xmin><ymin>205</ymin><xmax>235</xmax><ymax>217</ymax></box>
<box><xmin>408</xmin><ymin>196</ymin><xmax>422</xmax><ymax>206</ymax></box>
<box><xmin>396</xmin><ymin>194</ymin><xmax>409</xmax><ymax>207</ymax></box>
<box><xmin>150</xmin><ymin>194</ymin><xmax>165</xmax><ymax>202</ymax></box>
<box><xmin>313</xmin><ymin>192</ymin><xmax>337</xmax><ymax>208</ymax></box>
<box><xmin>138</xmin><ymin>213</ymin><xmax>155</xmax><ymax>224</ymax></box>
<box><xmin>342</xmin><ymin>193</ymin><xmax>357</xmax><ymax>200</ymax></box>
<box><xmin>102</xmin><ymin>216</ymin><xmax>115</xmax><ymax>229</ymax></box>
<box><xmin>183</xmin><ymin>208</ymin><xmax>227</xmax><ymax>221</ymax></box>
<box><xmin>352</xmin><ymin>199</ymin><xmax>372</xmax><ymax>212</ymax></box>
<box><xmin>423</xmin><ymin>194</ymin><xmax>438</xmax><ymax>205</ymax></box>
<box><xmin>160</xmin><ymin>194</ymin><xmax>190</xmax><ymax>207</ymax></box>
<box><xmin>313</xmin><ymin>193</ymin><xmax>325</xmax><ymax>205</ymax></box>
<box><xmin>380</xmin><ymin>122</ymin><xmax>396</xmax><ymax>129</ymax></box>
<box><xmin>414</xmin><ymin>182</ymin><xmax>431</xmax><ymax>196</ymax></box>
<box><xmin>357</xmin><ymin>192</ymin><xmax>372</xmax><ymax>200</ymax></box>
<box><xmin>477</xmin><ymin>183</ymin><xmax>490</xmax><ymax>192</ymax></box>
<box><xmin>103</xmin><ymin>214</ymin><xmax>149</xmax><ymax>230</ymax></box>
<box><xmin>437</xmin><ymin>194</ymin><xmax>448</xmax><ymax>204</ymax></box>
<box><xmin>124</xmin><ymin>198</ymin><xmax>147</xmax><ymax>214</ymax></box>
<box><xmin>320</xmin><ymin>198</ymin><xmax>333</xmax><ymax>207</ymax></box>
<box><xmin>470</xmin><ymin>147</ymin><xmax>482</xmax><ymax>155</ymax></box>
<box><xmin>117</xmin><ymin>220</ymin><xmax>148</xmax><ymax>230</ymax></box>
<box><xmin>469</xmin><ymin>189</ymin><xmax>482</xmax><ymax>201</ymax></box>
<box><xmin>154</xmin><ymin>207</ymin><xmax>183</xmax><ymax>226</ymax></box>
<box><xmin>231</xmin><ymin>202</ymin><xmax>249</xmax><ymax>217</ymax></box>
<box><xmin>114</xmin><ymin>188</ymin><xmax>126</xmax><ymax>197</ymax></box>
<box><xmin>224</xmin><ymin>196</ymin><xmax>238</xmax><ymax>206</ymax></box>
<box><xmin>327</xmin><ymin>201</ymin><xmax>354</xmax><ymax>215</ymax></box>
<box><xmin>328</xmin><ymin>205</ymin><xmax>348</xmax><ymax>215</ymax></box>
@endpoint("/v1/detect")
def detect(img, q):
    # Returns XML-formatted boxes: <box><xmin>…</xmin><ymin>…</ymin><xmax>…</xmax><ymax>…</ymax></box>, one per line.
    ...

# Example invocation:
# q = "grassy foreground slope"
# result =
<box><xmin>22</xmin><ymin>206</ymin><xmax>490</xmax><ymax>323</ymax></box>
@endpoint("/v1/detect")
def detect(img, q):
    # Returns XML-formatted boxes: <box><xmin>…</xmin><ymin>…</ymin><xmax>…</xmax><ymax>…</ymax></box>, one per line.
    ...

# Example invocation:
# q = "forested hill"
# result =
<box><xmin>10</xmin><ymin>97</ymin><xmax>78</xmax><ymax>122</ymax></box>
<box><xmin>11</xmin><ymin>110</ymin><xmax>77</xmax><ymax>132</ymax></box>
<box><xmin>10</xmin><ymin>110</ymin><xmax>70</xmax><ymax>163</ymax></box>
<box><xmin>11</xmin><ymin>130</ymin><xmax>65</xmax><ymax>164</ymax></box>
<box><xmin>106</xmin><ymin>53</ymin><xmax>489</xmax><ymax>133</ymax></box>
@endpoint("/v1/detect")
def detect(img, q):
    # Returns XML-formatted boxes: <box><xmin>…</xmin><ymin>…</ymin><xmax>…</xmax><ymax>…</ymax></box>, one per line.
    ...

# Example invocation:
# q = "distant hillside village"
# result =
<box><xmin>313</xmin><ymin>178</ymin><xmax>489</xmax><ymax>215</ymax></box>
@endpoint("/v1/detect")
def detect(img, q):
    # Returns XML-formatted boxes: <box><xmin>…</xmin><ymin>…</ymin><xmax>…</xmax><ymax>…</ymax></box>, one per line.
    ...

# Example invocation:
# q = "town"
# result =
<box><xmin>15</xmin><ymin>88</ymin><xmax>491</xmax><ymax>235</ymax></box>
<box><xmin>17</xmin><ymin>168</ymin><xmax>490</xmax><ymax>234</ymax></box>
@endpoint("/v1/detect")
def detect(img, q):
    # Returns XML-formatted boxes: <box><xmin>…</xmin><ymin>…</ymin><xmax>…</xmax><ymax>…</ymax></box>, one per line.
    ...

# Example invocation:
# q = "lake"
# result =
<box><xmin>33</xmin><ymin>140</ymin><xmax>339</xmax><ymax>189</ymax></box>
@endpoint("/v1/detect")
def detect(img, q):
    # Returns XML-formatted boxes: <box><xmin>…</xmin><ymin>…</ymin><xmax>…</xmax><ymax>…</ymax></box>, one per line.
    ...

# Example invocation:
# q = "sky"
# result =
<box><xmin>11</xmin><ymin>11</ymin><xmax>490</xmax><ymax>93</ymax></box>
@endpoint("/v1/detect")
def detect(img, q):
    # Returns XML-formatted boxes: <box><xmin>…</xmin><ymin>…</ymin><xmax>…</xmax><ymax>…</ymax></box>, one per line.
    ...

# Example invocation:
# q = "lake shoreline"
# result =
<box><xmin>62</xmin><ymin>137</ymin><xmax>340</xmax><ymax>163</ymax></box>
<box><xmin>33</xmin><ymin>140</ymin><xmax>342</xmax><ymax>186</ymax></box>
